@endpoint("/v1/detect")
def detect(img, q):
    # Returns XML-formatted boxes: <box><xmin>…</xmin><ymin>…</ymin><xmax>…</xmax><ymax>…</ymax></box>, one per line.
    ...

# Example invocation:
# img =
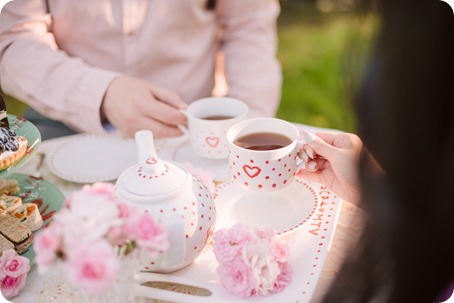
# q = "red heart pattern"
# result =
<box><xmin>205</xmin><ymin>137</ymin><xmax>220</xmax><ymax>148</ymax></box>
<box><xmin>146</xmin><ymin>157</ymin><xmax>158</xmax><ymax>164</ymax></box>
<box><xmin>243</xmin><ymin>165</ymin><xmax>261</xmax><ymax>178</ymax></box>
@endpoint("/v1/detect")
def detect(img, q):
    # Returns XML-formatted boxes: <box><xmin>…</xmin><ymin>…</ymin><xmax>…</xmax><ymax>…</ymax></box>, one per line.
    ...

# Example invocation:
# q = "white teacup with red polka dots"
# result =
<box><xmin>226</xmin><ymin>118</ymin><xmax>304</xmax><ymax>192</ymax></box>
<box><xmin>181</xmin><ymin>97</ymin><xmax>248</xmax><ymax>159</ymax></box>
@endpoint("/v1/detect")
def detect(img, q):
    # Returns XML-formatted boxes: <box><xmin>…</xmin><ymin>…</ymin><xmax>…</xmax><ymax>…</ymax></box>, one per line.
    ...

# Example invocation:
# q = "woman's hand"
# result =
<box><xmin>101</xmin><ymin>76</ymin><xmax>188</xmax><ymax>138</ymax></box>
<box><xmin>297</xmin><ymin>130</ymin><xmax>363</xmax><ymax>205</ymax></box>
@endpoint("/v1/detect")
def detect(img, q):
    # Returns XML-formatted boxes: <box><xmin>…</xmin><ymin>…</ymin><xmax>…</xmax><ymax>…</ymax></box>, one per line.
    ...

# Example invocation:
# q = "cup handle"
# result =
<box><xmin>177</xmin><ymin>124</ymin><xmax>189</xmax><ymax>136</ymax></box>
<box><xmin>296</xmin><ymin>136</ymin><xmax>305</xmax><ymax>171</ymax></box>
<box><xmin>177</xmin><ymin>109</ymin><xmax>190</xmax><ymax>136</ymax></box>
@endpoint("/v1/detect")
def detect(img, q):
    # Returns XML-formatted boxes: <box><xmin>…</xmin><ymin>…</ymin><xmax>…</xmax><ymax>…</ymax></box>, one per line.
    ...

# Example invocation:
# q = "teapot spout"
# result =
<box><xmin>135</xmin><ymin>130</ymin><xmax>157</xmax><ymax>164</ymax></box>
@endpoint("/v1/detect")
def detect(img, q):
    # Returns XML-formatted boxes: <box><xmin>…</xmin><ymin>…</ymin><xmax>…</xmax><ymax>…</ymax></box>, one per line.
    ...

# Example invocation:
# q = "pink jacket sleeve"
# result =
<box><xmin>0</xmin><ymin>0</ymin><xmax>118</xmax><ymax>134</ymax></box>
<box><xmin>217</xmin><ymin>0</ymin><xmax>282</xmax><ymax>117</ymax></box>
<box><xmin>0</xmin><ymin>0</ymin><xmax>282</xmax><ymax>133</ymax></box>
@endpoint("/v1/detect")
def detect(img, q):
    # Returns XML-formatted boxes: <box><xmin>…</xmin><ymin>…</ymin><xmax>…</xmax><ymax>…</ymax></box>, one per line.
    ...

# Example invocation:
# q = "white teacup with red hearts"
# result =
<box><xmin>182</xmin><ymin>97</ymin><xmax>248</xmax><ymax>159</ymax></box>
<box><xmin>226</xmin><ymin>118</ymin><xmax>303</xmax><ymax>192</ymax></box>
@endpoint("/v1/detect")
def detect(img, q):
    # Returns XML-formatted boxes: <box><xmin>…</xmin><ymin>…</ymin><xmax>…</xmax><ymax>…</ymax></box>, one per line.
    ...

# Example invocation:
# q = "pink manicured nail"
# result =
<box><xmin>301</xmin><ymin>129</ymin><xmax>317</xmax><ymax>143</ymax></box>
<box><xmin>301</xmin><ymin>151</ymin><xmax>308</xmax><ymax>162</ymax></box>
<box><xmin>305</xmin><ymin>146</ymin><xmax>315</xmax><ymax>159</ymax></box>
<box><xmin>307</xmin><ymin>161</ymin><xmax>317</xmax><ymax>171</ymax></box>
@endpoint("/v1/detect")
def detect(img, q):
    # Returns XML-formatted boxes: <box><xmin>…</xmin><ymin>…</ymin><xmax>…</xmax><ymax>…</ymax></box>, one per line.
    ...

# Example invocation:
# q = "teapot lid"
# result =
<box><xmin>118</xmin><ymin>130</ymin><xmax>188</xmax><ymax>197</ymax></box>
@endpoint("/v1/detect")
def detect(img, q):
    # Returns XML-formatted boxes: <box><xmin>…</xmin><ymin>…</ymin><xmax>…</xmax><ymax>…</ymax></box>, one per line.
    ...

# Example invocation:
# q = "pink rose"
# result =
<box><xmin>64</xmin><ymin>240</ymin><xmax>118</xmax><ymax>295</ymax></box>
<box><xmin>255</xmin><ymin>227</ymin><xmax>276</xmax><ymax>241</ymax></box>
<box><xmin>59</xmin><ymin>189</ymin><xmax>120</xmax><ymax>245</ymax></box>
<box><xmin>270</xmin><ymin>238</ymin><xmax>289</xmax><ymax>263</ymax></box>
<box><xmin>34</xmin><ymin>226</ymin><xmax>61</xmax><ymax>274</ymax></box>
<box><xmin>0</xmin><ymin>249</ymin><xmax>30</xmax><ymax>278</ymax></box>
<box><xmin>213</xmin><ymin>224</ymin><xmax>254</xmax><ymax>263</ymax></box>
<box><xmin>118</xmin><ymin>202</ymin><xmax>134</xmax><ymax>219</ymax></box>
<box><xmin>82</xmin><ymin>182</ymin><xmax>116</xmax><ymax>199</ymax></box>
<box><xmin>132</xmin><ymin>214</ymin><xmax>168</xmax><ymax>256</ymax></box>
<box><xmin>108</xmin><ymin>203</ymin><xmax>139</xmax><ymax>246</ymax></box>
<box><xmin>273</xmin><ymin>262</ymin><xmax>292</xmax><ymax>293</ymax></box>
<box><xmin>106</xmin><ymin>226</ymin><xmax>127</xmax><ymax>246</ymax></box>
<box><xmin>1</xmin><ymin>273</ymin><xmax>27</xmax><ymax>299</ymax></box>
<box><xmin>217</xmin><ymin>255</ymin><xmax>257</xmax><ymax>298</ymax></box>
<box><xmin>242</xmin><ymin>242</ymin><xmax>280</xmax><ymax>296</ymax></box>
<box><xmin>213</xmin><ymin>224</ymin><xmax>292</xmax><ymax>297</ymax></box>
<box><xmin>0</xmin><ymin>249</ymin><xmax>30</xmax><ymax>299</ymax></box>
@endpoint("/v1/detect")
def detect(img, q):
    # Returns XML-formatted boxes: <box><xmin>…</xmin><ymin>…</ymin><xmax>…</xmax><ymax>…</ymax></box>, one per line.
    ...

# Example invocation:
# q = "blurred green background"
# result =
<box><xmin>3</xmin><ymin>0</ymin><xmax>376</xmax><ymax>134</ymax></box>
<box><xmin>276</xmin><ymin>0</ymin><xmax>376</xmax><ymax>133</ymax></box>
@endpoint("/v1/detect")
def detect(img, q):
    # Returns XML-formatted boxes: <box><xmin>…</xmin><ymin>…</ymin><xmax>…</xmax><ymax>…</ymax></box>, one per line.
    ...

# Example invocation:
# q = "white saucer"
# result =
<box><xmin>48</xmin><ymin>135</ymin><xmax>137</xmax><ymax>183</ymax></box>
<box><xmin>213</xmin><ymin>178</ymin><xmax>319</xmax><ymax>235</ymax></box>
<box><xmin>172</xmin><ymin>141</ymin><xmax>230</xmax><ymax>182</ymax></box>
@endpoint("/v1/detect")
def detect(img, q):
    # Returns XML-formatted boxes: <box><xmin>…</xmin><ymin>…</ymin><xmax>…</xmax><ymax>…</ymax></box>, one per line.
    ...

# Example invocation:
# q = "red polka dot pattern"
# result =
<box><xmin>299</xmin><ymin>184</ymin><xmax>340</xmax><ymax>302</ymax></box>
<box><xmin>228</xmin><ymin>147</ymin><xmax>300</xmax><ymax>192</ymax></box>
<box><xmin>138</xmin><ymin>175</ymin><xmax>216</xmax><ymax>272</ymax></box>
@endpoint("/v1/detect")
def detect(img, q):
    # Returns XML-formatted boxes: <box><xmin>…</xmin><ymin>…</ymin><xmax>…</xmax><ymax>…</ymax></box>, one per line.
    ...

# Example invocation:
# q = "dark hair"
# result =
<box><xmin>206</xmin><ymin>0</ymin><xmax>217</xmax><ymax>10</ymax></box>
<box><xmin>321</xmin><ymin>1</ymin><xmax>454</xmax><ymax>302</ymax></box>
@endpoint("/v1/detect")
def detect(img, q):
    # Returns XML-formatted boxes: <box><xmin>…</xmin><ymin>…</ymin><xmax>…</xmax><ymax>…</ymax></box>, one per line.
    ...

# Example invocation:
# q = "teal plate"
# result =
<box><xmin>0</xmin><ymin>114</ymin><xmax>42</xmax><ymax>177</ymax></box>
<box><xmin>6</xmin><ymin>173</ymin><xmax>65</xmax><ymax>265</ymax></box>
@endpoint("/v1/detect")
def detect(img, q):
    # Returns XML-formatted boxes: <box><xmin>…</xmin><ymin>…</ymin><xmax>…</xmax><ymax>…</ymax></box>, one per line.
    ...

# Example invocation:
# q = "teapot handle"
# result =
<box><xmin>160</xmin><ymin>213</ymin><xmax>186</xmax><ymax>270</ymax></box>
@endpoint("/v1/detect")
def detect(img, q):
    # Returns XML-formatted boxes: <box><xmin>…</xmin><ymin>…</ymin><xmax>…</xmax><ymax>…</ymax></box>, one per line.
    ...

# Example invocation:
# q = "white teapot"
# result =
<box><xmin>116</xmin><ymin>130</ymin><xmax>216</xmax><ymax>273</ymax></box>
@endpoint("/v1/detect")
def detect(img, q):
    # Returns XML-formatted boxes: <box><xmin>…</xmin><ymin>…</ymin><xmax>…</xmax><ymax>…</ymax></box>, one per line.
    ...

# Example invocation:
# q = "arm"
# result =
<box><xmin>216</xmin><ymin>0</ymin><xmax>282</xmax><ymax>117</ymax></box>
<box><xmin>0</xmin><ymin>0</ymin><xmax>118</xmax><ymax>134</ymax></box>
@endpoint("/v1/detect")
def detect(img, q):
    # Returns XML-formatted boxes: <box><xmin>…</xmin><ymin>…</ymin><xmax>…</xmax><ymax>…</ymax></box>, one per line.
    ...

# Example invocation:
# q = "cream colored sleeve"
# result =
<box><xmin>217</xmin><ymin>0</ymin><xmax>282</xmax><ymax>117</ymax></box>
<box><xmin>0</xmin><ymin>0</ymin><xmax>118</xmax><ymax>134</ymax></box>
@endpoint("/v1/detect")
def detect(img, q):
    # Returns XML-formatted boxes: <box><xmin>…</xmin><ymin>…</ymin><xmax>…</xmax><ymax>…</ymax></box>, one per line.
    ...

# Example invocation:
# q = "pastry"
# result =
<box><xmin>11</xmin><ymin>203</ymin><xmax>43</xmax><ymax>231</ymax></box>
<box><xmin>0</xmin><ymin>127</ymin><xmax>28</xmax><ymax>171</ymax></box>
<box><xmin>0</xmin><ymin>214</ymin><xmax>33</xmax><ymax>255</ymax></box>
<box><xmin>0</xmin><ymin>178</ymin><xmax>20</xmax><ymax>195</ymax></box>
<box><xmin>0</xmin><ymin>97</ymin><xmax>29</xmax><ymax>171</ymax></box>
<box><xmin>0</xmin><ymin>195</ymin><xmax>22</xmax><ymax>215</ymax></box>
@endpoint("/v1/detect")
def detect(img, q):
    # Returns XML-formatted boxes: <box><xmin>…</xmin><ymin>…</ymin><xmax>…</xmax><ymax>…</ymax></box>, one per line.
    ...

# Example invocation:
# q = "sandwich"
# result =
<box><xmin>11</xmin><ymin>203</ymin><xmax>44</xmax><ymax>231</ymax></box>
<box><xmin>0</xmin><ymin>195</ymin><xmax>22</xmax><ymax>215</ymax></box>
<box><xmin>0</xmin><ymin>214</ymin><xmax>33</xmax><ymax>255</ymax></box>
<box><xmin>0</xmin><ymin>233</ymin><xmax>14</xmax><ymax>255</ymax></box>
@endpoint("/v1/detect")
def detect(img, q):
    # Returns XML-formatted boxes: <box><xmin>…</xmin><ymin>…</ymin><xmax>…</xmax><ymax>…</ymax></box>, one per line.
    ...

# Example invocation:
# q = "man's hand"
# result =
<box><xmin>101</xmin><ymin>76</ymin><xmax>187</xmax><ymax>138</ymax></box>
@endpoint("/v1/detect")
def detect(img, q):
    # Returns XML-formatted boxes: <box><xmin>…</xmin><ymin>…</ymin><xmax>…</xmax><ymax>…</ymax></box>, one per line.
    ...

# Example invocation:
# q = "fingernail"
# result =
<box><xmin>301</xmin><ymin>151</ymin><xmax>308</xmax><ymax>162</ymax></box>
<box><xmin>307</xmin><ymin>161</ymin><xmax>317</xmax><ymax>171</ymax></box>
<box><xmin>306</xmin><ymin>147</ymin><xmax>315</xmax><ymax>159</ymax></box>
<box><xmin>301</xmin><ymin>129</ymin><xmax>317</xmax><ymax>143</ymax></box>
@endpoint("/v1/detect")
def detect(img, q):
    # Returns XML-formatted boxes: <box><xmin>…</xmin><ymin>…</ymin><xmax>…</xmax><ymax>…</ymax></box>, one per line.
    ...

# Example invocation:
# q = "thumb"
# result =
<box><xmin>300</xmin><ymin>129</ymin><xmax>339</xmax><ymax>160</ymax></box>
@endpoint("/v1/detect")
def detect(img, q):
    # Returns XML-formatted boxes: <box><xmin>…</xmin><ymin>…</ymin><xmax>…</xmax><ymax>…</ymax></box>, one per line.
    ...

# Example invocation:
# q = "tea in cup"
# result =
<box><xmin>226</xmin><ymin>118</ymin><xmax>303</xmax><ymax>192</ymax></box>
<box><xmin>182</xmin><ymin>97</ymin><xmax>248</xmax><ymax>159</ymax></box>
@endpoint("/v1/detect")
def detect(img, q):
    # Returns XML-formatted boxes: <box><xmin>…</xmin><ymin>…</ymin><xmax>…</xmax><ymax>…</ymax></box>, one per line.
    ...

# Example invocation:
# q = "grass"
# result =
<box><xmin>3</xmin><ymin>3</ymin><xmax>376</xmax><ymax>134</ymax></box>
<box><xmin>3</xmin><ymin>94</ymin><xmax>27</xmax><ymax>116</ymax></box>
<box><xmin>276</xmin><ymin>2</ymin><xmax>377</xmax><ymax>133</ymax></box>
